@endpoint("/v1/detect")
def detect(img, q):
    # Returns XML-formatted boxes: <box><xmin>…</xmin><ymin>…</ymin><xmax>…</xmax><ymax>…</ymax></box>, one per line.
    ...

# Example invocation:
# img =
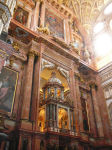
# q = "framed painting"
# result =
<box><xmin>0</xmin><ymin>67</ymin><xmax>18</xmax><ymax>113</ymax></box>
<box><xmin>45</xmin><ymin>8</ymin><xmax>64</xmax><ymax>39</ymax></box>
<box><xmin>13</xmin><ymin>6</ymin><xmax>29</xmax><ymax>26</ymax></box>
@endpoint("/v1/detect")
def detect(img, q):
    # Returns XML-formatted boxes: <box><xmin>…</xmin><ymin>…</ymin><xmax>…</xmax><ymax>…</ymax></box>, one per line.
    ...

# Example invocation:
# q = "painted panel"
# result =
<box><xmin>13</xmin><ymin>6</ymin><xmax>29</xmax><ymax>26</ymax></box>
<box><xmin>45</xmin><ymin>8</ymin><xmax>64</xmax><ymax>39</ymax></box>
<box><xmin>0</xmin><ymin>67</ymin><xmax>18</xmax><ymax>112</ymax></box>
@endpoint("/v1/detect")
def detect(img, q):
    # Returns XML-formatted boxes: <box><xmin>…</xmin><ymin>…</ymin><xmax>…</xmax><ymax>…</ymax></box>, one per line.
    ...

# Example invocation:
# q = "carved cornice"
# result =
<box><xmin>53</xmin><ymin>36</ymin><xmax>70</xmax><ymax>50</ymax></box>
<box><xmin>34</xmin><ymin>36</ymin><xmax>80</xmax><ymax>65</ymax></box>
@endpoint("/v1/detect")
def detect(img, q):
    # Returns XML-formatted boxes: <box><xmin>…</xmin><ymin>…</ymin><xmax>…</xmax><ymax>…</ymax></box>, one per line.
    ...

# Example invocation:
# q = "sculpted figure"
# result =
<box><xmin>84</xmin><ymin>46</ymin><xmax>92</xmax><ymax>64</ymax></box>
<box><xmin>37</xmin><ymin>24</ymin><xmax>54</xmax><ymax>35</ymax></box>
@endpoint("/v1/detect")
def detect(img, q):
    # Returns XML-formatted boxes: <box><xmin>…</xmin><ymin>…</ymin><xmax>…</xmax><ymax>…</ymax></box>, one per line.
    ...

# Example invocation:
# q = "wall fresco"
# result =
<box><xmin>45</xmin><ymin>8</ymin><xmax>64</xmax><ymax>39</ymax></box>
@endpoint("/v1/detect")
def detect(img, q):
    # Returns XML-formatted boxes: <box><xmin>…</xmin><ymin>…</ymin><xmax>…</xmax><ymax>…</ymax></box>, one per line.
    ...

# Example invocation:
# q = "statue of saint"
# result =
<box><xmin>84</xmin><ymin>46</ymin><xmax>92</xmax><ymax>64</ymax></box>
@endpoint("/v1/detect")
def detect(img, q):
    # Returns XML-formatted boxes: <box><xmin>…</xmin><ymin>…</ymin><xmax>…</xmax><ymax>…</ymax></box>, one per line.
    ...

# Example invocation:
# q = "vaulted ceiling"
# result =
<box><xmin>60</xmin><ymin>0</ymin><xmax>110</xmax><ymax>35</ymax></box>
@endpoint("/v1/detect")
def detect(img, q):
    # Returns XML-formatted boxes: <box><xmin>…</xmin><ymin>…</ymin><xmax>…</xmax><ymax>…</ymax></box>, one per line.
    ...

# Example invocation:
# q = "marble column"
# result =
<box><xmin>50</xmin><ymin>104</ymin><xmax>53</xmax><ymax>126</ymax></box>
<box><xmin>75</xmin><ymin>75</ymin><xmax>84</xmax><ymax>133</ymax></box>
<box><xmin>27</xmin><ymin>11</ymin><xmax>32</xmax><ymax>29</ymax></box>
<box><xmin>86</xmin><ymin>92</ymin><xmax>97</xmax><ymax>138</ymax></box>
<box><xmin>39</xmin><ymin>2</ymin><xmax>45</xmax><ymax>26</ymax></box>
<box><xmin>96</xmin><ymin>75</ymin><xmax>111</xmax><ymax>138</ymax></box>
<box><xmin>21</xmin><ymin>51</ymin><xmax>35</xmax><ymax>120</ymax></box>
<box><xmin>31</xmin><ymin>48</ymin><xmax>42</xmax><ymax>131</ymax></box>
<box><xmin>69</xmin><ymin>65</ymin><xmax>79</xmax><ymax>133</ymax></box>
<box><xmin>32</xmin><ymin>0</ymin><xmax>40</xmax><ymax>31</ymax></box>
<box><xmin>90</xmin><ymin>84</ymin><xmax>104</xmax><ymax>137</ymax></box>
<box><xmin>65</xmin><ymin>19</ymin><xmax>70</xmax><ymax>44</ymax></box>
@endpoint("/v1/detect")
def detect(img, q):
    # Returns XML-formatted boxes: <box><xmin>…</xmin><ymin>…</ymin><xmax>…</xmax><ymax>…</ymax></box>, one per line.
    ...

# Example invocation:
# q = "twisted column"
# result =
<box><xmin>90</xmin><ymin>84</ymin><xmax>104</xmax><ymax>137</ymax></box>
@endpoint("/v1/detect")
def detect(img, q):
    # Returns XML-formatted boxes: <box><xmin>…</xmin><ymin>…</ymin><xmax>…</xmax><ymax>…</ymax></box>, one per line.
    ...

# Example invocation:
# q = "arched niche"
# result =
<box><xmin>40</xmin><ymin>69</ymin><xmax>69</xmax><ymax>92</ymax></box>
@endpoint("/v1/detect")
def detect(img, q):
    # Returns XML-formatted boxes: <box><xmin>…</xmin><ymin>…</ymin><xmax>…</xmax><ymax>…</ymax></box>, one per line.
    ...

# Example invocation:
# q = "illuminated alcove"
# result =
<box><xmin>40</xmin><ymin>69</ymin><xmax>69</xmax><ymax>92</ymax></box>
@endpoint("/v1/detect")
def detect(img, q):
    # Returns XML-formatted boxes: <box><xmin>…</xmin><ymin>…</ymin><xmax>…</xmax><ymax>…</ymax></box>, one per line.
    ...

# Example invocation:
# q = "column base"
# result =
<box><xmin>18</xmin><ymin>120</ymin><xmax>32</xmax><ymax>130</ymax></box>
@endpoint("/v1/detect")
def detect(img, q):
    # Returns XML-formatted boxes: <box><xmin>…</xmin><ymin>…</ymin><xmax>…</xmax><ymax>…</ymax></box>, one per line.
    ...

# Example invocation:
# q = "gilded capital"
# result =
<box><xmin>29</xmin><ymin>52</ymin><xmax>35</xmax><ymax>59</ymax></box>
<box><xmin>91</xmin><ymin>84</ymin><xmax>95</xmax><ymax>89</ymax></box>
<box><xmin>28</xmin><ymin>50</ymin><xmax>37</xmax><ymax>59</ymax></box>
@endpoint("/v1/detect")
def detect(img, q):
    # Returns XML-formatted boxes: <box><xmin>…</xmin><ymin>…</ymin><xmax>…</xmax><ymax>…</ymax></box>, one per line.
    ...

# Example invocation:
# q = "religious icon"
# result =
<box><xmin>0</xmin><ymin>67</ymin><xmax>18</xmax><ymax>112</ymax></box>
<box><xmin>13</xmin><ymin>6</ymin><xmax>29</xmax><ymax>26</ymax></box>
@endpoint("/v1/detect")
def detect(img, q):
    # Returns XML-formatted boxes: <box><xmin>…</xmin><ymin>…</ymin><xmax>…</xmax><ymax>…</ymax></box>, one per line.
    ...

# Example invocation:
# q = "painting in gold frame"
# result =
<box><xmin>0</xmin><ymin>67</ymin><xmax>18</xmax><ymax>113</ymax></box>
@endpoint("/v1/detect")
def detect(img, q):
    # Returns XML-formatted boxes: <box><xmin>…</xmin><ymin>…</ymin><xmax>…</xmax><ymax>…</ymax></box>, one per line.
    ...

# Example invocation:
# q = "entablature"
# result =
<box><xmin>17</xmin><ymin>0</ymin><xmax>35</xmax><ymax>11</ymax></box>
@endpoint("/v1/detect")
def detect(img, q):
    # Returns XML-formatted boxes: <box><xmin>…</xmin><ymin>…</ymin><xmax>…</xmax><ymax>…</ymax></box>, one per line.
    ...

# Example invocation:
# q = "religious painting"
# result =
<box><xmin>0</xmin><ymin>67</ymin><xmax>18</xmax><ymax>112</ymax></box>
<box><xmin>45</xmin><ymin>8</ymin><xmax>64</xmax><ymax>39</ymax></box>
<box><xmin>13</xmin><ymin>6</ymin><xmax>29</xmax><ymax>26</ymax></box>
